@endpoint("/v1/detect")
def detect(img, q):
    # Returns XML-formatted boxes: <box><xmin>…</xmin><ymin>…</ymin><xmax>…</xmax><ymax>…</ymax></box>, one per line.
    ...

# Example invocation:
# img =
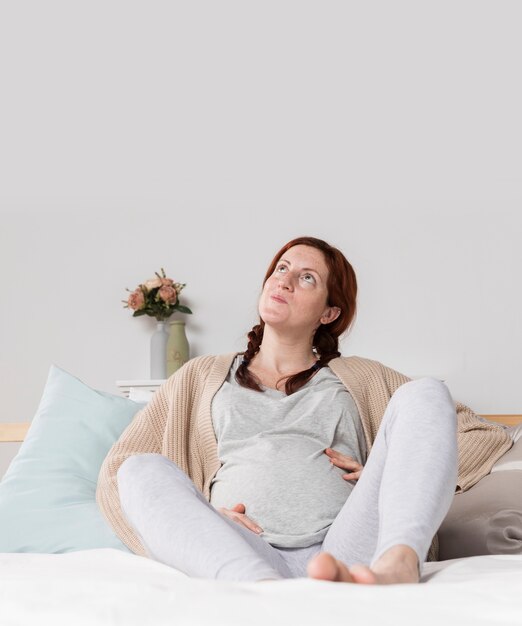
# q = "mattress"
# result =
<box><xmin>1</xmin><ymin>549</ymin><xmax>521</xmax><ymax>625</ymax></box>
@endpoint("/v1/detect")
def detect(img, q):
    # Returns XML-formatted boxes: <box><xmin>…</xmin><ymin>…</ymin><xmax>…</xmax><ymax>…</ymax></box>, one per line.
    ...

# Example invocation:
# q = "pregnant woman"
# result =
<box><xmin>96</xmin><ymin>236</ymin><xmax>512</xmax><ymax>584</ymax></box>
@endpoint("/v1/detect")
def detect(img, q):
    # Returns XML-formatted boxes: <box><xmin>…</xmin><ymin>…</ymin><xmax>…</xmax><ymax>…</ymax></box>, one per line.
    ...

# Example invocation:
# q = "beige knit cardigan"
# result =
<box><xmin>96</xmin><ymin>353</ymin><xmax>513</xmax><ymax>562</ymax></box>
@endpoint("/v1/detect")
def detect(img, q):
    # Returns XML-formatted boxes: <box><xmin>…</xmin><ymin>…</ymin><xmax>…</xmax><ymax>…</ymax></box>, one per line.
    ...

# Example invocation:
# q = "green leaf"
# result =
<box><xmin>176</xmin><ymin>305</ymin><xmax>192</xmax><ymax>314</ymax></box>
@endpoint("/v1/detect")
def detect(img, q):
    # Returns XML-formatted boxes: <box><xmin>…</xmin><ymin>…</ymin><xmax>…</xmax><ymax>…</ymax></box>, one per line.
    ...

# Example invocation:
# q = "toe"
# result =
<box><xmin>307</xmin><ymin>553</ymin><xmax>357</xmax><ymax>583</ymax></box>
<box><xmin>348</xmin><ymin>564</ymin><xmax>378</xmax><ymax>584</ymax></box>
<box><xmin>307</xmin><ymin>552</ymin><xmax>338</xmax><ymax>580</ymax></box>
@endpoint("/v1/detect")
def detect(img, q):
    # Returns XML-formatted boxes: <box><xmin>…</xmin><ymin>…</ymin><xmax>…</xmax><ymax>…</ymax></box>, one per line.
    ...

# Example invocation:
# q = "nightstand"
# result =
<box><xmin>116</xmin><ymin>379</ymin><xmax>166</xmax><ymax>402</ymax></box>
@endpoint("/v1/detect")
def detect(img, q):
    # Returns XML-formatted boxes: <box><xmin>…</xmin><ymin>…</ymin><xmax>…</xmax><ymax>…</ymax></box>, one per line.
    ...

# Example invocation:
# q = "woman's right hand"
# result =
<box><xmin>218</xmin><ymin>503</ymin><xmax>263</xmax><ymax>535</ymax></box>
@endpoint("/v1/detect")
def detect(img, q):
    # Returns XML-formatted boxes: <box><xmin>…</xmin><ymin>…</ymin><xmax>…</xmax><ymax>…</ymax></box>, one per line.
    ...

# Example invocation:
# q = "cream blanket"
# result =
<box><xmin>1</xmin><ymin>549</ymin><xmax>521</xmax><ymax>625</ymax></box>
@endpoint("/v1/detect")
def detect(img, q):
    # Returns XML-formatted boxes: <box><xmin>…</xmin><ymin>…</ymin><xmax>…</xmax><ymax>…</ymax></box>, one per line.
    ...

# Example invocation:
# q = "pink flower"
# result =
<box><xmin>144</xmin><ymin>277</ymin><xmax>162</xmax><ymax>291</ymax></box>
<box><xmin>158</xmin><ymin>285</ymin><xmax>177</xmax><ymax>305</ymax></box>
<box><xmin>127</xmin><ymin>288</ymin><xmax>145</xmax><ymax>310</ymax></box>
<box><xmin>123</xmin><ymin>269</ymin><xmax>191</xmax><ymax>320</ymax></box>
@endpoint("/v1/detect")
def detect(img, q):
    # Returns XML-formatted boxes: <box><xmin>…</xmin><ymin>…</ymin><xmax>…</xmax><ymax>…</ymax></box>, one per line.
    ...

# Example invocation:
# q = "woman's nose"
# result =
<box><xmin>277</xmin><ymin>273</ymin><xmax>293</xmax><ymax>290</ymax></box>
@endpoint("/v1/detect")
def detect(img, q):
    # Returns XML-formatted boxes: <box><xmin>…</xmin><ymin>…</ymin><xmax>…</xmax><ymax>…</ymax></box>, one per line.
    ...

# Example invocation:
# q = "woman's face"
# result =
<box><xmin>258</xmin><ymin>244</ymin><xmax>340</xmax><ymax>337</ymax></box>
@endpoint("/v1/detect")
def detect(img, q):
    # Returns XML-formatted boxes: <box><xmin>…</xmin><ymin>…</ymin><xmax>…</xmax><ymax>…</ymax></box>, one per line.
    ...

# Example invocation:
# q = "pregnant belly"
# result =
<box><xmin>209</xmin><ymin>445</ymin><xmax>353</xmax><ymax>538</ymax></box>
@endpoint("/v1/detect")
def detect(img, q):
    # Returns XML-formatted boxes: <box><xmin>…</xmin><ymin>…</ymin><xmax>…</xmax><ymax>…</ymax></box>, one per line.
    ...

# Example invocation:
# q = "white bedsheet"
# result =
<box><xmin>1</xmin><ymin>549</ymin><xmax>521</xmax><ymax>625</ymax></box>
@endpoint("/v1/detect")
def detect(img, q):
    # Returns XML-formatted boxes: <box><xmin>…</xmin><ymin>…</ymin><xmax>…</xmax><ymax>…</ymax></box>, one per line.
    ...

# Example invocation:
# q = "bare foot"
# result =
<box><xmin>307</xmin><ymin>545</ymin><xmax>420</xmax><ymax>585</ymax></box>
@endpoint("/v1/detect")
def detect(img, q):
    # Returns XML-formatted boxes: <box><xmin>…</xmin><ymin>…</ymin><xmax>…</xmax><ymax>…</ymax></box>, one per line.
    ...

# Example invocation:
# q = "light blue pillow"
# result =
<box><xmin>0</xmin><ymin>365</ymin><xmax>145</xmax><ymax>553</ymax></box>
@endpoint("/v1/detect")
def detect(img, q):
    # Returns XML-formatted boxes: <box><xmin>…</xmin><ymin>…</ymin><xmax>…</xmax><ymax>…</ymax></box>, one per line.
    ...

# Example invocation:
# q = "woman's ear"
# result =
<box><xmin>320</xmin><ymin>306</ymin><xmax>341</xmax><ymax>325</ymax></box>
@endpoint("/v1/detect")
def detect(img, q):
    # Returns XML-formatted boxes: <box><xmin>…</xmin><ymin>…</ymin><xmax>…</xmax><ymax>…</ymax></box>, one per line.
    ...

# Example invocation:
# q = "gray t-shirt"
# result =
<box><xmin>209</xmin><ymin>355</ymin><xmax>367</xmax><ymax>548</ymax></box>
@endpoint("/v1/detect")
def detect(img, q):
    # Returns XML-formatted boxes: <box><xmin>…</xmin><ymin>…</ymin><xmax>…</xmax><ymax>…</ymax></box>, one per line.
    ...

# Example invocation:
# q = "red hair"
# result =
<box><xmin>235</xmin><ymin>236</ymin><xmax>358</xmax><ymax>394</ymax></box>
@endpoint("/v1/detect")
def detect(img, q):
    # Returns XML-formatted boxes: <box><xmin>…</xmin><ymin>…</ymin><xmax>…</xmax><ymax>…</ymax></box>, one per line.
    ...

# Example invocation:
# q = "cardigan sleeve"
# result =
<box><xmin>452</xmin><ymin>400</ymin><xmax>513</xmax><ymax>493</ymax></box>
<box><xmin>95</xmin><ymin>379</ymin><xmax>171</xmax><ymax>556</ymax></box>
<box><xmin>378</xmin><ymin>362</ymin><xmax>513</xmax><ymax>493</ymax></box>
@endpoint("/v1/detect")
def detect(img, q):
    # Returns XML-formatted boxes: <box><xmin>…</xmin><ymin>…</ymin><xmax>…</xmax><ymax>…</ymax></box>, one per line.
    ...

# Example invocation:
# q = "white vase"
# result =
<box><xmin>150</xmin><ymin>321</ymin><xmax>169</xmax><ymax>379</ymax></box>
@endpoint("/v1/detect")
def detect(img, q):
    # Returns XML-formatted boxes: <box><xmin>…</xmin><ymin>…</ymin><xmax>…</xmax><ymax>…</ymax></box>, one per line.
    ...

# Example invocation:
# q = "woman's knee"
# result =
<box><xmin>388</xmin><ymin>377</ymin><xmax>456</xmax><ymax>426</ymax></box>
<box><xmin>117</xmin><ymin>453</ymin><xmax>164</xmax><ymax>484</ymax></box>
<box><xmin>116</xmin><ymin>453</ymin><xmax>189</xmax><ymax>495</ymax></box>
<box><xmin>117</xmin><ymin>453</ymin><xmax>200</xmax><ymax>502</ymax></box>
<box><xmin>392</xmin><ymin>377</ymin><xmax>451</xmax><ymax>405</ymax></box>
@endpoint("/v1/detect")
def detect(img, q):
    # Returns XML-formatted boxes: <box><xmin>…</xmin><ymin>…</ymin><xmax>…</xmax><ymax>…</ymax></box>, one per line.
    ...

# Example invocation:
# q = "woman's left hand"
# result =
<box><xmin>324</xmin><ymin>448</ymin><xmax>363</xmax><ymax>481</ymax></box>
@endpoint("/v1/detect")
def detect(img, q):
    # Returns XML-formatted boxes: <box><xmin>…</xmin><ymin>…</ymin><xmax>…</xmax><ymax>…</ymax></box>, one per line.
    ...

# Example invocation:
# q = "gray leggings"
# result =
<box><xmin>117</xmin><ymin>377</ymin><xmax>458</xmax><ymax>582</ymax></box>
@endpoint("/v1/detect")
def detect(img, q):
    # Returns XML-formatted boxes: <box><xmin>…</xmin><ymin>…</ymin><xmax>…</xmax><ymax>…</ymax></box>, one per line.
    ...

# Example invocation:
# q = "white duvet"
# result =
<box><xmin>1</xmin><ymin>549</ymin><xmax>521</xmax><ymax>625</ymax></box>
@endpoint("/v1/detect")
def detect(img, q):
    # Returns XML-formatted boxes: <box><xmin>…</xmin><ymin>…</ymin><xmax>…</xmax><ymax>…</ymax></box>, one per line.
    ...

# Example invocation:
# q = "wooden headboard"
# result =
<box><xmin>0</xmin><ymin>415</ymin><xmax>521</xmax><ymax>443</ymax></box>
<box><xmin>481</xmin><ymin>415</ymin><xmax>522</xmax><ymax>427</ymax></box>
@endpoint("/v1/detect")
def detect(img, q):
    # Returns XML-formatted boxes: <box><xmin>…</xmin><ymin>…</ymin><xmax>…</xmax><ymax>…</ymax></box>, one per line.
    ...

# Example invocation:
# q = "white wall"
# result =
<box><xmin>1</xmin><ymin>1</ymin><xmax>521</xmax><ymax>477</ymax></box>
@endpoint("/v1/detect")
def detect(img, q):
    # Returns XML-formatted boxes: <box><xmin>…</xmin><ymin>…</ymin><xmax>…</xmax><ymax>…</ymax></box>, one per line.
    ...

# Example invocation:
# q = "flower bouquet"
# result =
<box><xmin>123</xmin><ymin>269</ymin><xmax>193</xmax><ymax>379</ymax></box>
<box><xmin>123</xmin><ymin>268</ymin><xmax>192</xmax><ymax>321</ymax></box>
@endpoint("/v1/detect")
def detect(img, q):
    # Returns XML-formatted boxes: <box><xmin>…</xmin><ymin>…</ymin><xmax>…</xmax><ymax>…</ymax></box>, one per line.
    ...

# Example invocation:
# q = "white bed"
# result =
<box><xmin>1</xmin><ymin>549</ymin><xmax>522</xmax><ymax>625</ymax></box>
<box><xmin>1</xmin><ymin>367</ymin><xmax>521</xmax><ymax>625</ymax></box>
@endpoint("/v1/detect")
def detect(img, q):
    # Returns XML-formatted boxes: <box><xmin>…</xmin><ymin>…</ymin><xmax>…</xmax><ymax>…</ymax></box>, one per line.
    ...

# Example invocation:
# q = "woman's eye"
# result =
<box><xmin>302</xmin><ymin>274</ymin><xmax>315</xmax><ymax>283</ymax></box>
<box><xmin>276</xmin><ymin>265</ymin><xmax>288</xmax><ymax>273</ymax></box>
